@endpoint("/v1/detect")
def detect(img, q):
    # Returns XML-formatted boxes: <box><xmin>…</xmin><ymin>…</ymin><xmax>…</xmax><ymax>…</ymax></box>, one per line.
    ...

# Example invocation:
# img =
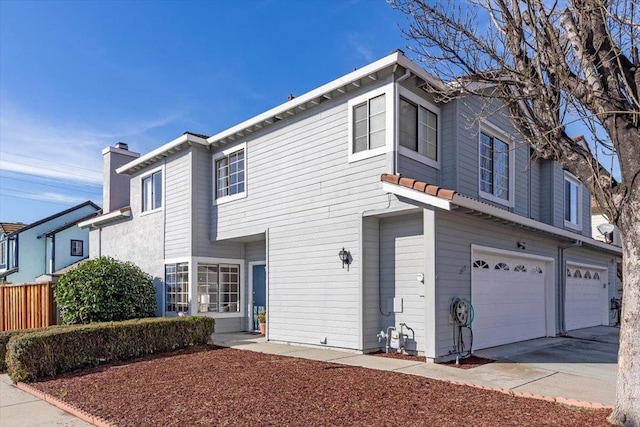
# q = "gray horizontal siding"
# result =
<box><xmin>362</xmin><ymin>217</ymin><xmax>380</xmax><ymax>351</ymax></box>
<box><xmin>164</xmin><ymin>151</ymin><xmax>191</xmax><ymax>259</ymax></box>
<box><xmin>209</xmin><ymin>81</ymin><xmax>398</xmax><ymax>350</ymax></box>
<box><xmin>397</xmin><ymin>155</ymin><xmax>438</xmax><ymax>184</ymax></box>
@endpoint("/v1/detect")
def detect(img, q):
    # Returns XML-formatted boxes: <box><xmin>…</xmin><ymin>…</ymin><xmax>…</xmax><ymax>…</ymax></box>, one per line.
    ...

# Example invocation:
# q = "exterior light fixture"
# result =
<box><xmin>339</xmin><ymin>247</ymin><xmax>351</xmax><ymax>269</ymax></box>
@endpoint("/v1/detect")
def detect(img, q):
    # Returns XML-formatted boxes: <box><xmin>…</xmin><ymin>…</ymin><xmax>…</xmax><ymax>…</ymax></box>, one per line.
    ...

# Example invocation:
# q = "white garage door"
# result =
<box><xmin>472</xmin><ymin>252</ymin><xmax>548</xmax><ymax>350</ymax></box>
<box><xmin>566</xmin><ymin>264</ymin><xmax>607</xmax><ymax>331</ymax></box>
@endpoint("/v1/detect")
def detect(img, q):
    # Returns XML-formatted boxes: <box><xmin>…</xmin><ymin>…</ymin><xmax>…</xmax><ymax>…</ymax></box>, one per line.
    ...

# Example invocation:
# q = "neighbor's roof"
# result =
<box><xmin>0</xmin><ymin>222</ymin><xmax>26</xmax><ymax>236</ymax></box>
<box><xmin>380</xmin><ymin>174</ymin><xmax>622</xmax><ymax>255</ymax></box>
<box><xmin>43</xmin><ymin>211</ymin><xmax>101</xmax><ymax>237</ymax></box>
<box><xmin>6</xmin><ymin>201</ymin><xmax>100</xmax><ymax>238</ymax></box>
<box><xmin>116</xmin><ymin>50</ymin><xmax>445</xmax><ymax>175</ymax></box>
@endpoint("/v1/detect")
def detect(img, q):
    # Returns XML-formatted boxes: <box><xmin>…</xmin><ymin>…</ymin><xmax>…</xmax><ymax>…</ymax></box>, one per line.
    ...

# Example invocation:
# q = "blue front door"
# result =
<box><xmin>252</xmin><ymin>264</ymin><xmax>266</xmax><ymax>331</ymax></box>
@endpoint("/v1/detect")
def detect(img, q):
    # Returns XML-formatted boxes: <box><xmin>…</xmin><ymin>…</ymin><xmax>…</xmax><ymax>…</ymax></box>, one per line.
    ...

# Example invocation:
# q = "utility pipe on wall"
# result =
<box><xmin>557</xmin><ymin>240</ymin><xmax>582</xmax><ymax>334</ymax></box>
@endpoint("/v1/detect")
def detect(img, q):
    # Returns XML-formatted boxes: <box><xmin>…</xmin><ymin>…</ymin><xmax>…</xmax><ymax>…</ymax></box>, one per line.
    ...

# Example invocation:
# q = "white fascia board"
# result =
<box><xmin>452</xmin><ymin>195</ymin><xmax>622</xmax><ymax>255</ymax></box>
<box><xmin>381</xmin><ymin>182</ymin><xmax>452</xmax><ymax>211</ymax></box>
<box><xmin>116</xmin><ymin>133</ymin><xmax>208</xmax><ymax>175</ymax></box>
<box><xmin>395</xmin><ymin>54</ymin><xmax>446</xmax><ymax>91</ymax></box>
<box><xmin>78</xmin><ymin>208</ymin><xmax>131</xmax><ymax>229</ymax></box>
<box><xmin>206</xmin><ymin>51</ymin><xmax>404</xmax><ymax>145</ymax></box>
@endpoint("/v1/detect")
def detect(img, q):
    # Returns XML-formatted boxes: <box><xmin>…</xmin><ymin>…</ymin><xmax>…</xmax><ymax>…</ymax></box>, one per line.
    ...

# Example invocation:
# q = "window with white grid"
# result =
<box><xmin>196</xmin><ymin>263</ymin><xmax>240</xmax><ymax>313</ymax></box>
<box><xmin>166</xmin><ymin>262</ymin><xmax>189</xmax><ymax>314</ymax></box>
<box><xmin>216</xmin><ymin>149</ymin><xmax>245</xmax><ymax>199</ymax></box>
<box><xmin>479</xmin><ymin>126</ymin><xmax>513</xmax><ymax>206</ymax></box>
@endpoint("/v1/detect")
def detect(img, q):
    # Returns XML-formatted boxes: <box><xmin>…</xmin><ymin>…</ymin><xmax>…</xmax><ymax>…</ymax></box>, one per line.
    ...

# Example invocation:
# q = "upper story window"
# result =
<box><xmin>0</xmin><ymin>241</ymin><xmax>6</xmax><ymax>265</ymax></box>
<box><xmin>478</xmin><ymin>123</ymin><xmax>513</xmax><ymax>207</ymax></box>
<box><xmin>353</xmin><ymin>94</ymin><xmax>386</xmax><ymax>154</ymax></box>
<box><xmin>215</xmin><ymin>146</ymin><xmax>246</xmax><ymax>201</ymax></box>
<box><xmin>70</xmin><ymin>240</ymin><xmax>83</xmax><ymax>257</ymax></box>
<box><xmin>347</xmin><ymin>84</ymin><xmax>393</xmax><ymax>163</ymax></box>
<box><xmin>397</xmin><ymin>87</ymin><xmax>440</xmax><ymax>168</ymax></box>
<box><xmin>564</xmin><ymin>172</ymin><xmax>582</xmax><ymax>229</ymax></box>
<box><xmin>142</xmin><ymin>170</ymin><xmax>162</xmax><ymax>212</ymax></box>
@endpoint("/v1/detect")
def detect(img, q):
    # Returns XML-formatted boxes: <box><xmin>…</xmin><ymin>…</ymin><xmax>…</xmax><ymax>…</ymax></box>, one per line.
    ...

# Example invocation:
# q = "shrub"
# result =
<box><xmin>6</xmin><ymin>316</ymin><xmax>215</xmax><ymax>383</ymax></box>
<box><xmin>54</xmin><ymin>257</ymin><xmax>156</xmax><ymax>324</ymax></box>
<box><xmin>0</xmin><ymin>326</ymin><xmax>69</xmax><ymax>372</ymax></box>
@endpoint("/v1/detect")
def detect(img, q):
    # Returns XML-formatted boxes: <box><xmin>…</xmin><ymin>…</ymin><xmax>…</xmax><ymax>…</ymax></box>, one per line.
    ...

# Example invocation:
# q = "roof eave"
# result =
<box><xmin>206</xmin><ymin>51</ymin><xmax>442</xmax><ymax>148</ymax></box>
<box><xmin>116</xmin><ymin>133</ymin><xmax>209</xmax><ymax>175</ymax></box>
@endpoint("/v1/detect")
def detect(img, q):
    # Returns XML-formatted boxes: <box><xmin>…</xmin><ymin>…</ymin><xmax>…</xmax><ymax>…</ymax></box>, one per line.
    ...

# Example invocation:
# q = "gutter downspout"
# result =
<box><xmin>393</xmin><ymin>68</ymin><xmax>412</xmax><ymax>175</ymax></box>
<box><xmin>557</xmin><ymin>240</ymin><xmax>582</xmax><ymax>334</ymax></box>
<box><xmin>51</xmin><ymin>234</ymin><xmax>56</xmax><ymax>274</ymax></box>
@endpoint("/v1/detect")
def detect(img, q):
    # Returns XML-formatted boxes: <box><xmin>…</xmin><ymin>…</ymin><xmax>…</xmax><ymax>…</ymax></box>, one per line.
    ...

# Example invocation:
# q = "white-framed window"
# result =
<box><xmin>214</xmin><ymin>143</ymin><xmax>246</xmax><ymax>203</ymax></box>
<box><xmin>142</xmin><ymin>169</ymin><xmax>162</xmax><ymax>213</ymax></box>
<box><xmin>564</xmin><ymin>171</ymin><xmax>582</xmax><ymax>229</ymax></box>
<box><xmin>478</xmin><ymin>122</ymin><xmax>514</xmax><ymax>207</ymax></box>
<box><xmin>165</xmin><ymin>262</ymin><xmax>189</xmax><ymax>314</ymax></box>
<box><xmin>0</xmin><ymin>241</ymin><xmax>6</xmax><ymax>265</ymax></box>
<box><xmin>197</xmin><ymin>263</ymin><xmax>241</xmax><ymax>314</ymax></box>
<box><xmin>347</xmin><ymin>84</ymin><xmax>394</xmax><ymax>163</ymax></box>
<box><xmin>70</xmin><ymin>240</ymin><xmax>83</xmax><ymax>257</ymax></box>
<box><xmin>397</xmin><ymin>87</ymin><xmax>440</xmax><ymax>168</ymax></box>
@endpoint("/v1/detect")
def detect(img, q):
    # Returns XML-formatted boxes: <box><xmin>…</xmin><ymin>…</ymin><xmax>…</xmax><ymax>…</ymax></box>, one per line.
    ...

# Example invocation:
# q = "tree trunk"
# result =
<box><xmin>608</xmin><ymin>205</ymin><xmax>640</xmax><ymax>426</ymax></box>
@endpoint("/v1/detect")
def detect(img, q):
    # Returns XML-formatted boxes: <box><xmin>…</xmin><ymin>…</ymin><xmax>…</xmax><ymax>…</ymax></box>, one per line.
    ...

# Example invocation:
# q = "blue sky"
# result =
<box><xmin>0</xmin><ymin>0</ymin><xmax>409</xmax><ymax>223</ymax></box>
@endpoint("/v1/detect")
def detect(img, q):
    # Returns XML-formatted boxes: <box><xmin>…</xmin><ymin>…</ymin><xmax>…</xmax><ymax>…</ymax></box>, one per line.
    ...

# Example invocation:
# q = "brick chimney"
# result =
<box><xmin>102</xmin><ymin>143</ymin><xmax>140</xmax><ymax>214</ymax></box>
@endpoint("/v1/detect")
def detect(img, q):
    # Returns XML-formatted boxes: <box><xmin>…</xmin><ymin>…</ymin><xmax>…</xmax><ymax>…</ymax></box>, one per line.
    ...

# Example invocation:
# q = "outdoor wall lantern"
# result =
<box><xmin>339</xmin><ymin>247</ymin><xmax>351</xmax><ymax>269</ymax></box>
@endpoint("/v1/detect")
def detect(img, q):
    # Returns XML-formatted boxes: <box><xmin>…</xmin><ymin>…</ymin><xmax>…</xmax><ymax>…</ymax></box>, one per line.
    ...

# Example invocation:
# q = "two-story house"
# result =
<box><xmin>0</xmin><ymin>201</ymin><xmax>100</xmax><ymax>284</ymax></box>
<box><xmin>80</xmin><ymin>50</ymin><xmax>621</xmax><ymax>361</ymax></box>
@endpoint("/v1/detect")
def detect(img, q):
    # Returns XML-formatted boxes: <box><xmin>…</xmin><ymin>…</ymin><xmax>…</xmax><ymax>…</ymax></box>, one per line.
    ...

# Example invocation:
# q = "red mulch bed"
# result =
<box><xmin>441</xmin><ymin>355</ymin><xmax>495</xmax><ymax>370</ymax></box>
<box><xmin>370</xmin><ymin>350</ymin><xmax>427</xmax><ymax>362</ymax></box>
<box><xmin>30</xmin><ymin>346</ymin><xmax>609</xmax><ymax>427</ymax></box>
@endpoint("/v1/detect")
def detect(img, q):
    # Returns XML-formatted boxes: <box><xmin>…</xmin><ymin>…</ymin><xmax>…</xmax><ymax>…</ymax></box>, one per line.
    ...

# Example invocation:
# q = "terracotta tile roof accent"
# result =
<box><xmin>381</xmin><ymin>174</ymin><xmax>457</xmax><ymax>201</ymax></box>
<box><xmin>0</xmin><ymin>222</ymin><xmax>26</xmax><ymax>236</ymax></box>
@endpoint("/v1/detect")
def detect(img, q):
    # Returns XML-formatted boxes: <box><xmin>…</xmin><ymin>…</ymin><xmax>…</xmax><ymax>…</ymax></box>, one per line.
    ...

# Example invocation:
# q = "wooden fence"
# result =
<box><xmin>0</xmin><ymin>282</ymin><xmax>56</xmax><ymax>332</ymax></box>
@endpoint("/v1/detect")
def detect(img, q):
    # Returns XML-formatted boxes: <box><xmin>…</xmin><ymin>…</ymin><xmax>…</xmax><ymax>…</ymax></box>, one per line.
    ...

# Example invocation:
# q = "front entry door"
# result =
<box><xmin>252</xmin><ymin>264</ymin><xmax>266</xmax><ymax>331</ymax></box>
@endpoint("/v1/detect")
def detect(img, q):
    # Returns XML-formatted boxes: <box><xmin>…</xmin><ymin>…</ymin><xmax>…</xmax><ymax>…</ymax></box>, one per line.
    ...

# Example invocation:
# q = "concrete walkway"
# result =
<box><xmin>0</xmin><ymin>374</ymin><xmax>90</xmax><ymax>426</ymax></box>
<box><xmin>214</xmin><ymin>326</ymin><xmax>619</xmax><ymax>407</ymax></box>
<box><xmin>0</xmin><ymin>326</ymin><xmax>617</xmax><ymax>426</ymax></box>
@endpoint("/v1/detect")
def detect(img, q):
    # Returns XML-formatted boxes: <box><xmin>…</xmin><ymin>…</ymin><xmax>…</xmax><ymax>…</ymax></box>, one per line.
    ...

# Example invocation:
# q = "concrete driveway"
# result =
<box><xmin>472</xmin><ymin>326</ymin><xmax>619</xmax><ymax>405</ymax></box>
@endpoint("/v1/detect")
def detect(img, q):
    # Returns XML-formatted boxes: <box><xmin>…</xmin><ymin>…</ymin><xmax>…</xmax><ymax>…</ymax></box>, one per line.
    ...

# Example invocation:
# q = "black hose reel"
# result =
<box><xmin>450</xmin><ymin>297</ymin><xmax>474</xmax><ymax>360</ymax></box>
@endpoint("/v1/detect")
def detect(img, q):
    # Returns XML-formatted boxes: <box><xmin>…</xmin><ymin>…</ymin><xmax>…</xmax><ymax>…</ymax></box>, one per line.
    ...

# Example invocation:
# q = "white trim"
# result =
<box><xmin>78</xmin><ymin>207</ymin><xmax>131</xmax><ymax>229</ymax></box>
<box><xmin>471</xmin><ymin>244</ymin><xmax>556</xmax><ymax>339</ymax></box>
<box><xmin>563</xmin><ymin>171</ymin><xmax>583</xmax><ymax>230</ymax></box>
<box><xmin>566</xmin><ymin>260</ymin><xmax>608</xmax><ymax>271</ymax></box>
<box><xmin>213</xmin><ymin>142</ymin><xmax>247</xmax><ymax>205</ymax></box>
<box><xmin>478</xmin><ymin>121</ymin><xmax>515</xmax><ymax>208</ymax></box>
<box><xmin>140</xmin><ymin>165</ymin><xmax>164</xmax><ymax>216</ymax></box>
<box><xmin>396</xmin><ymin>86</ymin><xmax>441</xmax><ymax>169</ymax></box>
<box><xmin>116</xmin><ymin>133</ymin><xmax>208</xmax><ymax>175</ymax></box>
<box><xmin>347</xmin><ymin>83</ymin><xmax>395</xmax><ymax>163</ymax></box>
<box><xmin>381</xmin><ymin>182</ymin><xmax>452</xmax><ymax>211</ymax></box>
<box><xmin>101</xmin><ymin>146</ymin><xmax>140</xmax><ymax>157</ymax></box>
<box><xmin>248</xmin><ymin>260</ymin><xmax>267</xmax><ymax>332</ymax></box>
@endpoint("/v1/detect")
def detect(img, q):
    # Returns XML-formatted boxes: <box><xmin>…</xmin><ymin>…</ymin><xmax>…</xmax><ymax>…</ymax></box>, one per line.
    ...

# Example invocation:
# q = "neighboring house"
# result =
<box><xmin>0</xmin><ymin>201</ymin><xmax>100</xmax><ymax>284</ymax></box>
<box><xmin>80</xmin><ymin>50</ymin><xmax>621</xmax><ymax>361</ymax></box>
<box><xmin>0</xmin><ymin>222</ymin><xmax>26</xmax><ymax>275</ymax></box>
<box><xmin>591</xmin><ymin>197</ymin><xmax>621</xmax><ymax>246</ymax></box>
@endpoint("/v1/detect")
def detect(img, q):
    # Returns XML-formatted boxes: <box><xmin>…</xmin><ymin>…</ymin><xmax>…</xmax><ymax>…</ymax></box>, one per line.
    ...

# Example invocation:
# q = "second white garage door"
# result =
<box><xmin>565</xmin><ymin>263</ymin><xmax>608</xmax><ymax>331</ymax></box>
<box><xmin>472</xmin><ymin>251</ymin><xmax>550</xmax><ymax>350</ymax></box>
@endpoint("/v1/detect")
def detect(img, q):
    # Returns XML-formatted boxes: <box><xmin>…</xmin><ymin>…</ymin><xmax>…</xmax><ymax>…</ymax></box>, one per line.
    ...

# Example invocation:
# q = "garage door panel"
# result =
<box><xmin>472</xmin><ymin>253</ymin><xmax>548</xmax><ymax>350</ymax></box>
<box><xmin>565</xmin><ymin>265</ymin><xmax>606</xmax><ymax>331</ymax></box>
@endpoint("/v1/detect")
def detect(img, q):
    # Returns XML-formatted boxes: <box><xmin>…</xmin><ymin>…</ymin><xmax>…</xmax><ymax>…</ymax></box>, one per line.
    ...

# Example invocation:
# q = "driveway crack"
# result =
<box><xmin>511</xmin><ymin>371</ymin><xmax>558</xmax><ymax>390</ymax></box>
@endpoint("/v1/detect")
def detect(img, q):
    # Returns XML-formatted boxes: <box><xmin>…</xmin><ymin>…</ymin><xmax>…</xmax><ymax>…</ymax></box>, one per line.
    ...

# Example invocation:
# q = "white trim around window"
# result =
<box><xmin>396</xmin><ymin>87</ymin><xmax>441</xmax><ymax>169</ymax></box>
<box><xmin>140</xmin><ymin>164</ymin><xmax>164</xmax><ymax>216</ymax></box>
<box><xmin>213</xmin><ymin>142</ymin><xmax>247</xmax><ymax>205</ymax></box>
<box><xmin>564</xmin><ymin>171</ymin><xmax>582</xmax><ymax>231</ymax></box>
<box><xmin>347</xmin><ymin>83</ymin><xmax>395</xmax><ymax>163</ymax></box>
<box><xmin>478</xmin><ymin>121</ymin><xmax>515</xmax><ymax>208</ymax></box>
<box><xmin>193</xmin><ymin>256</ymin><xmax>245</xmax><ymax>319</ymax></box>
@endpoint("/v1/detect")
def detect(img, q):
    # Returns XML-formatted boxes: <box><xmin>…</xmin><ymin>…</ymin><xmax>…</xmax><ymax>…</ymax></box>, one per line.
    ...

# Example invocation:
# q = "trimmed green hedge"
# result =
<box><xmin>0</xmin><ymin>326</ymin><xmax>70</xmax><ymax>372</ymax></box>
<box><xmin>6</xmin><ymin>316</ymin><xmax>215</xmax><ymax>383</ymax></box>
